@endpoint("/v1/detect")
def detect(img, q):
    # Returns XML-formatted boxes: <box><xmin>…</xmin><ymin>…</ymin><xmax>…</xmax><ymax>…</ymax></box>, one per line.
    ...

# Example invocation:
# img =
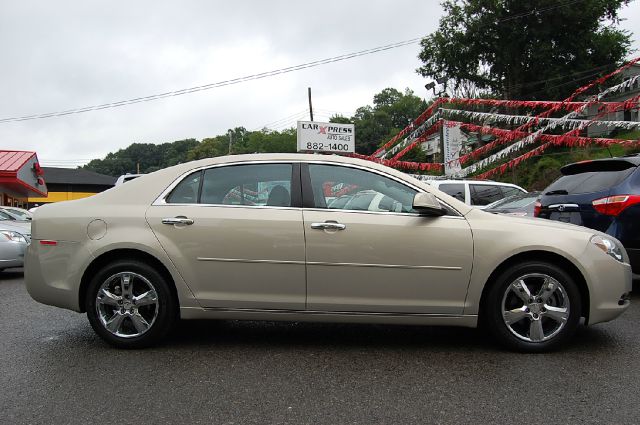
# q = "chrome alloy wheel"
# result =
<box><xmin>96</xmin><ymin>272</ymin><xmax>159</xmax><ymax>338</ymax></box>
<box><xmin>501</xmin><ymin>273</ymin><xmax>570</xmax><ymax>343</ymax></box>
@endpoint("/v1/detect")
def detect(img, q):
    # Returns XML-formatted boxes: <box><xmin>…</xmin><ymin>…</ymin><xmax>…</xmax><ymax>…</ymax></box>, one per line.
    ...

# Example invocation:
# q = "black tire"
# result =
<box><xmin>85</xmin><ymin>259</ymin><xmax>177</xmax><ymax>349</ymax></box>
<box><xmin>484</xmin><ymin>261</ymin><xmax>581</xmax><ymax>353</ymax></box>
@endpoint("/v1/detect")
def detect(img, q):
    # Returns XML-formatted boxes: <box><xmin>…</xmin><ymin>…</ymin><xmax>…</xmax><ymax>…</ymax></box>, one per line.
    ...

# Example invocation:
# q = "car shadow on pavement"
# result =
<box><xmin>167</xmin><ymin>319</ymin><xmax>492</xmax><ymax>352</ymax></box>
<box><xmin>155</xmin><ymin>318</ymin><xmax>621</xmax><ymax>354</ymax></box>
<box><xmin>0</xmin><ymin>268</ymin><xmax>24</xmax><ymax>281</ymax></box>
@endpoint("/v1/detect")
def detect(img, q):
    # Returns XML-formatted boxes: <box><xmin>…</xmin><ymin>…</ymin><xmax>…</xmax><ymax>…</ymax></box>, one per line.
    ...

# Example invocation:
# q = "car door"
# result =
<box><xmin>146</xmin><ymin>162</ymin><xmax>306</xmax><ymax>310</ymax></box>
<box><xmin>302</xmin><ymin>163</ymin><xmax>473</xmax><ymax>315</ymax></box>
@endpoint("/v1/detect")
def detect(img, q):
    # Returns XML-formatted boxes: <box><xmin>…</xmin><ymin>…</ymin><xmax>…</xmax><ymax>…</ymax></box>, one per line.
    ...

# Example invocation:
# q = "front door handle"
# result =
<box><xmin>162</xmin><ymin>216</ymin><xmax>194</xmax><ymax>226</ymax></box>
<box><xmin>311</xmin><ymin>221</ymin><xmax>346</xmax><ymax>231</ymax></box>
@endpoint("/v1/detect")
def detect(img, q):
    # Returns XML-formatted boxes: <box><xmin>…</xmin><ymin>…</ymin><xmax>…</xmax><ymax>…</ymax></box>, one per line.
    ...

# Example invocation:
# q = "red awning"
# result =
<box><xmin>0</xmin><ymin>150</ymin><xmax>48</xmax><ymax>197</ymax></box>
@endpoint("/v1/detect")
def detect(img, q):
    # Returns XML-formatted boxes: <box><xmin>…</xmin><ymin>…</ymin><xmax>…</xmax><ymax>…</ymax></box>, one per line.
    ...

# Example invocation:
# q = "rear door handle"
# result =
<box><xmin>311</xmin><ymin>221</ymin><xmax>346</xmax><ymax>230</ymax></box>
<box><xmin>162</xmin><ymin>216</ymin><xmax>194</xmax><ymax>226</ymax></box>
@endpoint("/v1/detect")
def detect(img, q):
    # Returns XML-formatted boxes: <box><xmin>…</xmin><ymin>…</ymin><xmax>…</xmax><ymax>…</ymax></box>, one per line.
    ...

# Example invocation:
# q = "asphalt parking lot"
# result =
<box><xmin>1</xmin><ymin>269</ymin><xmax>639</xmax><ymax>425</ymax></box>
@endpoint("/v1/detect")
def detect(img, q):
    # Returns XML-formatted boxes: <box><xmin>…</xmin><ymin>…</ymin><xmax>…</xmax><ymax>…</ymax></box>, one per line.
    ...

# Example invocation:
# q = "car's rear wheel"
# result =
<box><xmin>86</xmin><ymin>260</ymin><xmax>177</xmax><ymax>348</ymax></box>
<box><xmin>485</xmin><ymin>261</ymin><xmax>581</xmax><ymax>352</ymax></box>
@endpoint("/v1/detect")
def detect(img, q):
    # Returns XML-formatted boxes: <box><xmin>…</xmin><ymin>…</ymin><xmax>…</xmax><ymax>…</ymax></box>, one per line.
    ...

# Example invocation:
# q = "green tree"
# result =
<box><xmin>84</xmin><ymin>138</ymin><xmax>198</xmax><ymax>176</ymax></box>
<box><xmin>417</xmin><ymin>0</ymin><xmax>632</xmax><ymax>100</ymax></box>
<box><xmin>351</xmin><ymin>88</ymin><xmax>427</xmax><ymax>155</ymax></box>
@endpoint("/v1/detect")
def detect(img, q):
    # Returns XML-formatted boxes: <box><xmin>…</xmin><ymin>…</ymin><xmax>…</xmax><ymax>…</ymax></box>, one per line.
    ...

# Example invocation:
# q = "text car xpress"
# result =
<box><xmin>297</xmin><ymin>121</ymin><xmax>355</xmax><ymax>153</ymax></box>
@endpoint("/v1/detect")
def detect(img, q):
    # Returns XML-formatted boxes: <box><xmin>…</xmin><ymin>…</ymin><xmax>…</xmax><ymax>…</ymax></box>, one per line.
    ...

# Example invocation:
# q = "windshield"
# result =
<box><xmin>2</xmin><ymin>209</ymin><xmax>29</xmax><ymax>220</ymax></box>
<box><xmin>0</xmin><ymin>210</ymin><xmax>16</xmax><ymax>221</ymax></box>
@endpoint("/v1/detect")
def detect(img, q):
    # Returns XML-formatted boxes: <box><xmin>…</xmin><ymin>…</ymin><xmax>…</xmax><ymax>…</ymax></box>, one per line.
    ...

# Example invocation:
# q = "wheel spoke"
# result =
<box><xmin>97</xmin><ymin>288</ymin><xmax>121</xmax><ymax>307</ymax></box>
<box><xmin>130</xmin><ymin>313</ymin><xmax>150</xmax><ymax>333</ymax></box>
<box><xmin>134</xmin><ymin>290</ymin><xmax>158</xmax><ymax>307</ymax></box>
<box><xmin>120</xmin><ymin>274</ymin><xmax>133</xmax><ymax>298</ymax></box>
<box><xmin>544</xmin><ymin>305</ymin><xmax>569</xmax><ymax>324</ymax></box>
<box><xmin>537</xmin><ymin>277</ymin><xmax>558</xmax><ymax>302</ymax></box>
<box><xmin>529</xmin><ymin>319</ymin><xmax>545</xmax><ymax>342</ymax></box>
<box><xmin>510</xmin><ymin>279</ymin><xmax>532</xmax><ymax>303</ymax></box>
<box><xmin>503</xmin><ymin>306</ymin><xmax>528</xmax><ymax>325</ymax></box>
<box><xmin>105</xmin><ymin>312</ymin><xmax>126</xmax><ymax>334</ymax></box>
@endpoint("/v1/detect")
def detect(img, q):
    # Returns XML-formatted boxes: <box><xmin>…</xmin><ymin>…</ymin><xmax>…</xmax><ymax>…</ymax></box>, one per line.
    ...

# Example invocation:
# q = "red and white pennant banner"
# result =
<box><xmin>382</xmin><ymin>114</ymin><xmax>442</xmax><ymax>159</ymax></box>
<box><xmin>441</xmin><ymin>109</ymin><xmax>640</xmax><ymax>131</ymax></box>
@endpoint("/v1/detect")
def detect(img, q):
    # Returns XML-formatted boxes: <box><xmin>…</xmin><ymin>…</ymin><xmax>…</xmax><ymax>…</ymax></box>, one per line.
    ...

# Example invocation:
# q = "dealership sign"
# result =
<box><xmin>442</xmin><ymin>121</ymin><xmax>463</xmax><ymax>176</ymax></box>
<box><xmin>297</xmin><ymin>121</ymin><xmax>355</xmax><ymax>154</ymax></box>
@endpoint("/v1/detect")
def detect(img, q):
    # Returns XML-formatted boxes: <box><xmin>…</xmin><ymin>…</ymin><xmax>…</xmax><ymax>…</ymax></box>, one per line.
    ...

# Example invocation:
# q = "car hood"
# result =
<box><xmin>470</xmin><ymin>208</ymin><xmax>610</xmax><ymax>238</ymax></box>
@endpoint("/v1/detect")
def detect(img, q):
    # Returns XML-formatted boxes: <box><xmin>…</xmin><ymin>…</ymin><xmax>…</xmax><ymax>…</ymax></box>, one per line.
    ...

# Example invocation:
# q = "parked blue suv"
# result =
<box><xmin>535</xmin><ymin>155</ymin><xmax>640</xmax><ymax>278</ymax></box>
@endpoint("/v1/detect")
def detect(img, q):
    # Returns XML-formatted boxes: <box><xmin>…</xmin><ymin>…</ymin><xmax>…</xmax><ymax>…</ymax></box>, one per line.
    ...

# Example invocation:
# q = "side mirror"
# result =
<box><xmin>413</xmin><ymin>193</ymin><xmax>447</xmax><ymax>216</ymax></box>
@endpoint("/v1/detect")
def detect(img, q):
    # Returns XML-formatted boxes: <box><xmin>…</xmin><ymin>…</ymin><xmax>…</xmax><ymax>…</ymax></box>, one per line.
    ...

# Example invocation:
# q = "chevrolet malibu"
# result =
<box><xmin>26</xmin><ymin>154</ymin><xmax>632</xmax><ymax>352</ymax></box>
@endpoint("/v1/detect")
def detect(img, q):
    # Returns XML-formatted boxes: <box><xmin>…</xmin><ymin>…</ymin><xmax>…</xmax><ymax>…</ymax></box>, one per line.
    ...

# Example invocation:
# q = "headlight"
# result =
<box><xmin>0</xmin><ymin>230</ymin><xmax>27</xmax><ymax>243</ymax></box>
<box><xmin>590</xmin><ymin>235</ymin><xmax>624</xmax><ymax>262</ymax></box>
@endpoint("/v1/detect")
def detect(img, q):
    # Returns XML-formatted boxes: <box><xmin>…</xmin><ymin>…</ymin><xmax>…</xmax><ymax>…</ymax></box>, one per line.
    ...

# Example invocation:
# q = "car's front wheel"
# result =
<box><xmin>485</xmin><ymin>261</ymin><xmax>581</xmax><ymax>352</ymax></box>
<box><xmin>86</xmin><ymin>260</ymin><xmax>177</xmax><ymax>348</ymax></box>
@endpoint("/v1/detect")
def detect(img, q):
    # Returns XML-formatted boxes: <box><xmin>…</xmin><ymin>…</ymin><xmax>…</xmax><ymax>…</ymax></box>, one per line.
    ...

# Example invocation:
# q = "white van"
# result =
<box><xmin>424</xmin><ymin>179</ymin><xmax>526</xmax><ymax>209</ymax></box>
<box><xmin>115</xmin><ymin>174</ymin><xmax>144</xmax><ymax>186</ymax></box>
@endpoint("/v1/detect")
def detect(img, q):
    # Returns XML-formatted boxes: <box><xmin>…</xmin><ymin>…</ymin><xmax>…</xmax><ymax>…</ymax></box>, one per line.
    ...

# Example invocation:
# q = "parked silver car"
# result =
<box><xmin>0</xmin><ymin>220</ymin><xmax>30</xmax><ymax>271</ymax></box>
<box><xmin>25</xmin><ymin>154</ymin><xmax>631</xmax><ymax>351</ymax></box>
<box><xmin>1</xmin><ymin>206</ymin><xmax>33</xmax><ymax>221</ymax></box>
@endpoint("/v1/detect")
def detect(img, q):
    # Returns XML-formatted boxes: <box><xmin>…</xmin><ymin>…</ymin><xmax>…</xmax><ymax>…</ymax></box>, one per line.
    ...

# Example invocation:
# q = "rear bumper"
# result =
<box><xmin>25</xmin><ymin>241</ymin><xmax>92</xmax><ymax>312</ymax></box>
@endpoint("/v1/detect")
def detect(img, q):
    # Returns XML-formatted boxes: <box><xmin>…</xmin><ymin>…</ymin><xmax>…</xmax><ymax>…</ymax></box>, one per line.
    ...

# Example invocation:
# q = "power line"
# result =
<box><xmin>0</xmin><ymin>37</ymin><xmax>424</xmax><ymax>124</ymax></box>
<box><xmin>252</xmin><ymin>109</ymin><xmax>310</xmax><ymax>130</ymax></box>
<box><xmin>503</xmin><ymin>63</ymin><xmax>616</xmax><ymax>92</ymax></box>
<box><xmin>497</xmin><ymin>0</ymin><xmax>586</xmax><ymax>22</ymax></box>
<box><xmin>521</xmin><ymin>68</ymin><xmax>612</xmax><ymax>98</ymax></box>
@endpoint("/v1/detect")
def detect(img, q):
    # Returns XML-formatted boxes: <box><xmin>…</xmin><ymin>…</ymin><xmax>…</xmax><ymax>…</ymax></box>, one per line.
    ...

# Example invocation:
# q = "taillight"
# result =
<box><xmin>592</xmin><ymin>195</ymin><xmax>640</xmax><ymax>216</ymax></box>
<box><xmin>533</xmin><ymin>200</ymin><xmax>541</xmax><ymax>217</ymax></box>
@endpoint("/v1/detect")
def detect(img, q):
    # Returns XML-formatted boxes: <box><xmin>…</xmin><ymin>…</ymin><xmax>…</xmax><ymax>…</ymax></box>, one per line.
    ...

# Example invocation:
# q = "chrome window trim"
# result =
<box><xmin>158</xmin><ymin>202</ymin><xmax>303</xmax><ymax>212</ymax></box>
<box><xmin>302</xmin><ymin>207</ymin><xmax>466</xmax><ymax>220</ymax></box>
<box><xmin>151</xmin><ymin>159</ymin><xmax>463</xmax><ymax>216</ymax></box>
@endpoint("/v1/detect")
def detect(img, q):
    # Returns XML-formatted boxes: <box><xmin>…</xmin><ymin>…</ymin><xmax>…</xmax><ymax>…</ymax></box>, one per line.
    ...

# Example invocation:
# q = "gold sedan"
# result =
<box><xmin>25</xmin><ymin>154</ymin><xmax>632</xmax><ymax>352</ymax></box>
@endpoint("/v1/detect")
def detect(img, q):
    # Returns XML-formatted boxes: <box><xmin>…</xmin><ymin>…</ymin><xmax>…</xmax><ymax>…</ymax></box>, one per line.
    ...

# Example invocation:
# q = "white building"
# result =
<box><xmin>585</xmin><ymin>62</ymin><xmax>640</xmax><ymax>137</ymax></box>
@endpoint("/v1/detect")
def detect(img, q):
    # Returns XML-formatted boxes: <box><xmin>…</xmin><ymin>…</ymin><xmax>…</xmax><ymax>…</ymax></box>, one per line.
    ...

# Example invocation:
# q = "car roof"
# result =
<box><xmin>561</xmin><ymin>156</ymin><xmax>640</xmax><ymax>175</ymax></box>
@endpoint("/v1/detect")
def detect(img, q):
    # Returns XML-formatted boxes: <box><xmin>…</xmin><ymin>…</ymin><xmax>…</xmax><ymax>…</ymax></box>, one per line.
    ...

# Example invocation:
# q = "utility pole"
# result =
<box><xmin>228</xmin><ymin>130</ymin><xmax>233</xmax><ymax>155</ymax></box>
<box><xmin>136</xmin><ymin>162</ymin><xmax>140</xmax><ymax>174</ymax></box>
<box><xmin>308</xmin><ymin>87</ymin><xmax>314</xmax><ymax>121</ymax></box>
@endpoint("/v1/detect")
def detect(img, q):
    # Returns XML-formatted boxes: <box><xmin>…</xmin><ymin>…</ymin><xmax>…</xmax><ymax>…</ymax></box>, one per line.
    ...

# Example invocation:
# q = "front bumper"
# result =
<box><xmin>0</xmin><ymin>240</ymin><xmax>27</xmax><ymax>269</ymax></box>
<box><xmin>579</xmin><ymin>242</ymin><xmax>632</xmax><ymax>325</ymax></box>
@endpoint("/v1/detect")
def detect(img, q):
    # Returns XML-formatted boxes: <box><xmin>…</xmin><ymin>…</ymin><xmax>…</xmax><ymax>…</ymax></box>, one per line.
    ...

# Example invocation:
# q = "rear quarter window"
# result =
<box><xmin>470</xmin><ymin>184</ymin><xmax>503</xmax><ymax>206</ymax></box>
<box><xmin>438</xmin><ymin>183</ymin><xmax>465</xmax><ymax>201</ymax></box>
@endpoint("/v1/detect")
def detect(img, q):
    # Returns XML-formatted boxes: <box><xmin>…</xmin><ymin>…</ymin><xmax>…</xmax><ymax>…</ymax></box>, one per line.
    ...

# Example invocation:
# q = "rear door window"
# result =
<box><xmin>545</xmin><ymin>169</ymin><xmax>635</xmax><ymax>195</ymax></box>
